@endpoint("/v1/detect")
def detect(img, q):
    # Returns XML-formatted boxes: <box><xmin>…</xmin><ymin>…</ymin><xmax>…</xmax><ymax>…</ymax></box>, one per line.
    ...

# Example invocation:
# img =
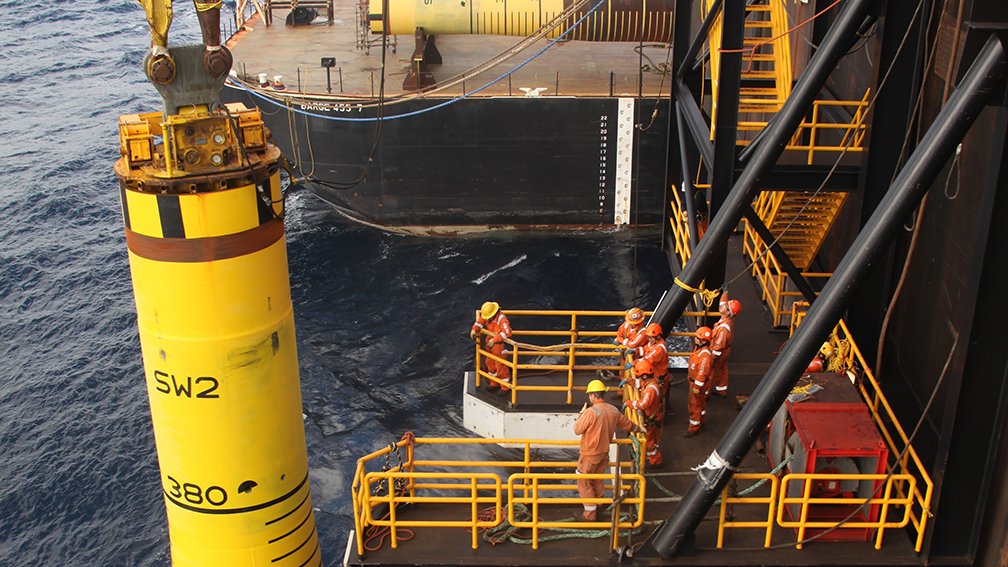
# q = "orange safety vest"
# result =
<box><xmin>616</xmin><ymin>321</ymin><xmax>647</xmax><ymax>349</ymax></box>
<box><xmin>631</xmin><ymin>379</ymin><xmax>664</xmax><ymax>421</ymax></box>
<box><xmin>711</xmin><ymin>316</ymin><xmax>734</xmax><ymax>357</ymax></box>
<box><xmin>472</xmin><ymin>312</ymin><xmax>512</xmax><ymax>344</ymax></box>
<box><xmin>637</xmin><ymin>340</ymin><xmax>669</xmax><ymax>377</ymax></box>
<box><xmin>574</xmin><ymin>399</ymin><xmax>634</xmax><ymax>456</ymax></box>
<box><xmin>688</xmin><ymin>345</ymin><xmax>713</xmax><ymax>388</ymax></box>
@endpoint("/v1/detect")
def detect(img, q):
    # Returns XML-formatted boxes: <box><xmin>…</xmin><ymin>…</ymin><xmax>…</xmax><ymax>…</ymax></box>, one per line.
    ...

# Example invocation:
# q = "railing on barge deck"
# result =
<box><xmin>473</xmin><ymin>310</ymin><xmax>715</xmax><ymax>406</ymax></box>
<box><xmin>351</xmin><ymin>436</ymin><xmax>645</xmax><ymax>555</ymax></box>
<box><xmin>716</xmin><ymin>319</ymin><xmax>935</xmax><ymax>551</ymax></box>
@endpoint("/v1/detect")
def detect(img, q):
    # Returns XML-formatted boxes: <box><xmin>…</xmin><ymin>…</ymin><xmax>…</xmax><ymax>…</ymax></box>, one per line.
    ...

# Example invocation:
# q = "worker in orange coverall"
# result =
<box><xmin>685</xmin><ymin>327</ymin><xmax>714</xmax><ymax>438</ymax></box>
<box><xmin>615</xmin><ymin>307</ymin><xmax>647</xmax><ymax>351</ymax></box>
<box><xmin>574</xmin><ymin>380</ymin><xmax>641</xmax><ymax>521</ymax></box>
<box><xmin>804</xmin><ymin>342</ymin><xmax>834</xmax><ymax>374</ymax></box>
<box><xmin>630</xmin><ymin>323</ymin><xmax>669</xmax><ymax>399</ymax></box>
<box><xmin>470</xmin><ymin>301</ymin><xmax>513</xmax><ymax>393</ymax></box>
<box><xmin>623</xmin><ymin>359</ymin><xmax>664</xmax><ymax>469</ymax></box>
<box><xmin>709</xmin><ymin>298</ymin><xmax>740</xmax><ymax>398</ymax></box>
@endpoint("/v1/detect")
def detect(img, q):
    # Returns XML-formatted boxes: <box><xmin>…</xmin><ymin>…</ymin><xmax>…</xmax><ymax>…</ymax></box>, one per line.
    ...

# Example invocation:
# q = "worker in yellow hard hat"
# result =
<box><xmin>804</xmin><ymin>342</ymin><xmax>834</xmax><ymax>374</ymax></box>
<box><xmin>574</xmin><ymin>379</ymin><xmax>641</xmax><ymax>522</ymax></box>
<box><xmin>471</xmin><ymin>301</ymin><xmax>513</xmax><ymax>394</ymax></box>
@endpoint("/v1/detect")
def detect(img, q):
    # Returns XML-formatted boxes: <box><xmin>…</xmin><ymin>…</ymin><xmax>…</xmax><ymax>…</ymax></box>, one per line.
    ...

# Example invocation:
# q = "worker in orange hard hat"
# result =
<box><xmin>615</xmin><ymin>307</ymin><xmax>648</xmax><ymax>352</ymax></box>
<box><xmin>623</xmin><ymin>359</ymin><xmax>664</xmax><ymax>468</ymax></box>
<box><xmin>685</xmin><ymin>327</ymin><xmax>714</xmax><ymax>438</ymax></box>
<box><xmin>628</xmin><ymin>323</ymin><xmax>670</xmax><ymax>402</ymax></box>
<box><xmin>574</xmin><ymin>379</ymin><xmax>641</xmax><ymax>522</ymax></box>
<box><xmin>804</xmin><ymin>342</ymin><xmax>834</xmax><ymax>374</ymax></box>
<box><xmin>709</xmin><ymin>297</ymin><xmax>740</xmax><ymax>398</ymax></box>
<box><xmin>471</xmin><ymin>301</ymin><xmax>513</xmax><ymax>394</ymax></box>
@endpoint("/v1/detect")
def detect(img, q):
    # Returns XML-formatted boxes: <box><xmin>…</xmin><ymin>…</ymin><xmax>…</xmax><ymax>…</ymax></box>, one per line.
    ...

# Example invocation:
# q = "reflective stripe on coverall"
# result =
<box><xmin>573</xmin><ymin>399</ymin><xmax>634</xmax><ymax>518</ymax></box>
<box><xmin>630</xmin><ymin>380</ymin><xmax>664</xmax><ymax>465</ymax></box>
<box><xmin>710</xmin><ymin>316</ymin><xmax>734</xmax><ymax>395</ymax></box>
<box><xmin>472</xmin><ymin>311</ymin><xmax>513</xmax><ymax>389</ymax></box>
<box><xmin>687</xmin><ymin>345</ymin><xmax>713</xmax><ymax>432</ymax></box>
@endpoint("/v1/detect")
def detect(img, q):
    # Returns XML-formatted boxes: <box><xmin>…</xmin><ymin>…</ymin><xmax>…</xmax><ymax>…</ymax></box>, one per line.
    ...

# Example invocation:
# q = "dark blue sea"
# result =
<box><xmin>0</xmin><ymin>2</ymin><xmax>674</xmax><ymax>564</ymax></box>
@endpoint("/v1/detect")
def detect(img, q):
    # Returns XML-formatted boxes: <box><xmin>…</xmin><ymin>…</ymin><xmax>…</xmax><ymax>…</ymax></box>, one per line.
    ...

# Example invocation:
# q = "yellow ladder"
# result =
<box><xmin>705</xmin><ymin>0</ymin><xmax>792</xmax><ymax>140</ymax></box>
<box><xmin>753</xmin><ymin>190</ymin><xmax>847</xmax><ymax>271</ymax></box>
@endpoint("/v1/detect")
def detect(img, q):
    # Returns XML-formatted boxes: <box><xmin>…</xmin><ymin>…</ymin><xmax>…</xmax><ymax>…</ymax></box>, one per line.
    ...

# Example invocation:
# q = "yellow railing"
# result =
<box><xmin>789</xmin><ymin>301</ymin><xmax>809</xmax><ymax>336</ymax></box>
<box><xmin>833</xmin><ymin>319</ymin><xmax>935</xmax><ymax>553</ymax></box>
<box><xmin>716</xmin><ymin>320</ymin><xmax>935</xmax><ymax>552</ymax></box>
<box><xmin>778</xmin><ymin>473</ymin><xmax>916</xmax><ymax>550</ymax></box>
<box><xmin>742</xmin><ymin>220</ymin><xmax>831</xmax><ymax>328</ymax></box>
<box><xmin>475</xmin><ymin>310</ymin><xmax>713</xmax><ymax>406</ymax></box>
<box><xmin>717</xmin><ymin>473</ymin><xmax>779</xmax><ymax>548</ymax></box>
<box><xmin>507</xmin><ymin>472</ymin><xmax>646</xmax><ymax>550</ymax></box>
<box><xmin>351</xmin><ymin>436</ymin><xmax>645</xmax><ymax>556</ymax></box>
<box><xmin>739</xmin><ymin>92</ymin><xmax>871</xmax><ymax>164</ymax></box>
<box><xmin>362</xmin><ymin>472</ymin><xmax>502</xmax><ymax>550</ymax></box>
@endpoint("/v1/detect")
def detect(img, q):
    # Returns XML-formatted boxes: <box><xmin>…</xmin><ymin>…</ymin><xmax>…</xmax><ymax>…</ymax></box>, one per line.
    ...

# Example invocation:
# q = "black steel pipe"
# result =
<box><xmin>675</xmin><ymin>102</ymin><xmax>702</xmax><ymax>249</ymax></box>
<box><xmin>646</xmin><ymin>33</ymin><xmax>1007</xmax><ymax>558</ymax></box>
<box><xmin>742</xmin><ymin>205</ymin><xmax>818</xmax><ymax>304</ymax></box>
<box><xmin>675</xmin><ymin>0</ymin><xmax>723</xmax><ymax>81</ymax></box>
<box><xmin>646</xmin><ymin>0</ymin><xmax>877</xmax><ymax>333</ymax></box>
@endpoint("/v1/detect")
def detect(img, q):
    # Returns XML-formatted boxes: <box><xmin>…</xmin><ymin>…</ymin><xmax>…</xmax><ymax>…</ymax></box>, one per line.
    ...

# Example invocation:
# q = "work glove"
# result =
<box><xmin>487</xmin><ymin>338</ymin><xmax>495</xmax><ymax>348</ymax></box>
<box><xmin>618</xmin><ymin>379</ymin><xmax>627</xmax><ymax>388</ymax></box>
<box><xmin>621</xmin><ymin>402</ymin><xmax>630</xmax><ymax>411</ymax></box>
<box><xmin>624</xmin><ymin>362</ymin><xmax>633</xmax><ymax>370</ymax></box>
<box><xmin>470</xmin><ymin>329</ymin><xmax>478</xmax><ymax>341</ymax></box>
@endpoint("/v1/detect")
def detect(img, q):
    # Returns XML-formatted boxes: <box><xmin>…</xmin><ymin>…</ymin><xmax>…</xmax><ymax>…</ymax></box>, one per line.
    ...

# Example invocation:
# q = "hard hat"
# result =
<box><xmin>645</xmin><ymin>323</ymin><xmax>663</xmax><ymax>337</ymax></box>
<box><xmin>625</xmin><ymin>307</ymin><xmax>644</xmax><ymax>324</ymax></box>
<box><xmin>586</xmin><ymin>379</ymin><xmax>608</xmax><ymax>394</ymax></box>
<box><xmin>634</xmin><ymin>359</ymin><xmax>654</xmax><ymax>376</ymax></box>
<box><xmin>696</xmin><ymin>326</ymin><xmax>712</xmax><ymax>341</ymax></box>
<box><xmin>819</xmin><ymin>342</ymin><xmax>834</xmax><ymax>358</ymax></box>
<box><xmin>480</xmin><ymin>301</ymin><xmax>500</xmax><ymax>320</ymax></box>
<box><xmin>720</xmin><ymin>298</ymin><xmax>741</xmax><ymax>316</ymax></box>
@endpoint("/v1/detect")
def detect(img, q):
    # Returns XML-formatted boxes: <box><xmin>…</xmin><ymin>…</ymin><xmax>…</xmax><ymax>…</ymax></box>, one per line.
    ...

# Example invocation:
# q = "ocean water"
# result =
<box><xmin>0</xmin><ymin>1</ymin><xmax>673</xmax><ymax>565</ymax></box>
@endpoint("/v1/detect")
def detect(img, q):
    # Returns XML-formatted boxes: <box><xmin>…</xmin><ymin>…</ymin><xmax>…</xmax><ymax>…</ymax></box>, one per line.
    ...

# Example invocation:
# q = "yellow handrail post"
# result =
<box><xmin>568</xmin><ymin>313</ymin><xmax>578</xmax><ymax>404</ymax></box>
<box><xmin>388</xmin><ymin>476</ymin><xmax>399</xmax><ymax>549</ymax></box>
<box><xmin>511</xmin><ymin>345</ymin><xmax>518</xmax><ymax>406</ymax></box>
<box><xmin>471</xmin><ymin>477</ymin><xmax>479</xmax><ymax>549</ymax></box>
<box><xmin>474</xmin><ymin>344</ymin><xmax>482</xmax><ymax>388</ymax></box>
<box><xmin>532</xmin><ymin>477</ymin><xmax>540</xmax><ymax>550</ymax></box>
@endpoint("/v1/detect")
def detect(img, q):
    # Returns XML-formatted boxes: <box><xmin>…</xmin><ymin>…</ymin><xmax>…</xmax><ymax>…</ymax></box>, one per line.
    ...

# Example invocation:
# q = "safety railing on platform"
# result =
<box><xmin>738</xmin><ymin>91</ymin><xmax>871</xmax><ymax>164</ymax></box>
<box><xmin>741</xmin><ymin>220</ymin><xmax>831</xmax><ymax>328</ymax></box>
<box><xmin>717</xmin><ymin>473</ymin><xmax>779</xmax><ymax>548</ymax></box>
<box><xmin>507</xmin><ymin>472</ymin><xmax>645</xmax><ymax>550</ymax></box>
<box><xmin>351</xmin><ymin>435</ymin><xmax>646</xmax><ymax>555</ymax></box>
<box><xmin>778</xmin><ymin>473</ymin><xmax>916</xmax><ymax>550</ymax></box>
<box><xmin>474</xmin><ymin>310</ymin><xmax>713</xmax><ymax>406</ymax></box>
<box><xmin>715</xmin><ymin>319</ymin><xmax>935</xmax><ymax>551</ymax></box>
<box><xmin>832</xmin><ymin>319</ymin><xmax>936</xmax><ymax>553</ymax></box>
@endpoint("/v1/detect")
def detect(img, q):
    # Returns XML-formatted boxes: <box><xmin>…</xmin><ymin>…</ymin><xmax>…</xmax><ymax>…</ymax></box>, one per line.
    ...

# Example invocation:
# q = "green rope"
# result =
<box><xmin>482</xmin><ymin>503</ymin><xmax>646</xmax><ymax>546</ymax></box>
<box><xmin>647</xmin><ymin>454</ymin><xmax>794</xmax><ymax>504</ymax></box>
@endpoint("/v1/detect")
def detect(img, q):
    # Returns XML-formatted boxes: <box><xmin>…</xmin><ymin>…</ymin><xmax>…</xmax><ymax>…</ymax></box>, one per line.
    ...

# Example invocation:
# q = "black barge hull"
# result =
<box><xmin>224</xmin><ymin>85</ymin><xmax>670</xmax><ymax>233</ymax></box>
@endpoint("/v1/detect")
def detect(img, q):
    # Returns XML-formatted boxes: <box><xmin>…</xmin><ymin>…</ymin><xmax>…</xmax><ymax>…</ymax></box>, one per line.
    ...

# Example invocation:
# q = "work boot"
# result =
<box><xmin>683</xmin><ymin>428</ymin><xmax>699</xmax><ymax>438</ymax></box>
<box><xmin>579</xmin><ymin>509</ymin><xmax>597</xmax><ymax>522</ymax></box>
<box><xmin>647</xmin><ymin>460</ymin><xmax>665</xmax><ymax>470</ymax></box>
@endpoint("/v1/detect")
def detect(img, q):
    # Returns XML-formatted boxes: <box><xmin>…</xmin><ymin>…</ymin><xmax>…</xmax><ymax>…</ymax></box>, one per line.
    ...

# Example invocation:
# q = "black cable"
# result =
<box><xmin>307</xmin><ymin>0</ymin><xmax>389</xmax><ymax>191</ymax></box>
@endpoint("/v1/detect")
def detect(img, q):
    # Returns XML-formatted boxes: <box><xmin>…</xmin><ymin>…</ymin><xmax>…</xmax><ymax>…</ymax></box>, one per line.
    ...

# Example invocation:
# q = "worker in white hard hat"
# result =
<box><xmin>471</xmin><ymin>301</ymin><xmax>513</xmax><ymax>394</ymax></box>
<box><xmin>574</xmin><ymin>379</ymin><xmax>641</xmax><ymax>522</ymax></box>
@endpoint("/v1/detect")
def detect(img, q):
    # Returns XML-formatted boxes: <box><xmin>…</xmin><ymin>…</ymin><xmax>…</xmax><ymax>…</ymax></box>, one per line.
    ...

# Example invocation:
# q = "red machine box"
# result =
<box><xmin>768</xmin><ymin>372</ymin><xmax>889</xmax><ymax>542</ymax></box>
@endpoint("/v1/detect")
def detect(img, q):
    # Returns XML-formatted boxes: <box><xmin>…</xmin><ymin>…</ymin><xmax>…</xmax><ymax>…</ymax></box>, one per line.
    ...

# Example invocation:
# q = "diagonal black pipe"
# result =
<box><xmin>644</xmin><ymin>33</ymin><xmax>1007</xmax><ymax>558</ymax></box>
<box><xmin>675</xmin><ymin>102</ymin><xmax>702</xmax><ymax>249</ymax></box>
<box><xmin>646</xmin><ymin>0</ymin><xmax>877</xmax><ymax>334</ymax></box>
<box><xmin>742</xmin><ymin>205</ymin><xmax>818</xmax><ymax>304</ymax></box>
<box><xmin>675</xmin><ymin>0</ymin><xmax>723</xmax><ymax>81</ymax></box>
